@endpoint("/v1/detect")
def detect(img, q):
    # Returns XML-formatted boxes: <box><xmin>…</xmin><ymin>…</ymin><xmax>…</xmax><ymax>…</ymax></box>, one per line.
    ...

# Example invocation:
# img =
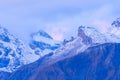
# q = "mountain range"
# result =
<box><xmin>0</xmin><ymin>18</ymin><xmax>120</xmax><ymax>80</ymax></box>
<box><xmin>0</xmin><ymin>27</ymin><xmax>61</xmax><ymax>73</ymax></box>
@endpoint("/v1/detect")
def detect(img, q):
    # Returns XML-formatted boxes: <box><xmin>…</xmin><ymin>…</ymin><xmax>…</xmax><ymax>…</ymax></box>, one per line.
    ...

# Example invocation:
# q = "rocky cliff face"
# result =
<box><xmin>112</xmin><ymin>17</ymin><xmax>120</xmax><ymax>27</ymax></box>
<box><xmin>109</xmin><ymin>18</ymin><xmax>120</xmax><ymax>39</ymax></box>
<box><xmin>78</xmin><ymin>26</ymin><xmax>92</xmax><ymax>44</ymax></box>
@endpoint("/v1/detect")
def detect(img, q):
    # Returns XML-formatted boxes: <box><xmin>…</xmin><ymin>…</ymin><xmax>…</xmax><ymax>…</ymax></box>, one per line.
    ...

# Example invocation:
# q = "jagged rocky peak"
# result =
<box><xmin>108</xmin><ymin>18</ymin><xmax>120</xmax><ymax>39</ymax></box>
<box><xmin>78</xmin><ymin>26</ymin><xmax>85</xmax><ymax>37</ymax></box>
<box><xmin>31</xmin><ymin>30</ymin><xmax>53</xmax><ymax>39</ymax></box>
<box><xmin>62</xmin><ymin>36</ymin><xmax>75</xmax><ymax>45</ymax></box>
<box><xmin>112</xmin><ymin>17</ymin><xmax>120</xmax><ymax>27</ymax></box>
<box><xmin>0</xmin><ymin>26</ymin><xmax>11</xmax><ymax>42</ymax></box>
<box><xmin>78</xmin><ymin>26</ymin><xmax>92</xmax><ymax>45</ymax></box>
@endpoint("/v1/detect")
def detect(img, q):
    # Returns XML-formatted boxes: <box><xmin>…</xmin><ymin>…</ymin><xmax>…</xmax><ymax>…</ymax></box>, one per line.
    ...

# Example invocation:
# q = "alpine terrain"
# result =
<box><xmin>0</xmin><ymin>18</ymin><xmax>120</xmax><ymax>80</ymax></box>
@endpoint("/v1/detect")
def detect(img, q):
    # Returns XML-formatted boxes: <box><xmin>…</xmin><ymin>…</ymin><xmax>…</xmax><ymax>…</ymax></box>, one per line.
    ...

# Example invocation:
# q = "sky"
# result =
<box><xmin>0</xmin><ymin>0</ymin><xmax>120</xmax><ymax>42</ymax></box>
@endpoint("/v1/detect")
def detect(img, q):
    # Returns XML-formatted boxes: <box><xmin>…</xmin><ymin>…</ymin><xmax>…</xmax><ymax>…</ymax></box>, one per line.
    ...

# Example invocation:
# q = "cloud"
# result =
<box><xmin>45</xmin><ymin>25</ymin><xmax>68</xmax><ymax>41</ymax></box>
<box><xmin>92</xmin><ymin>20</ymin><xmax>111</xmax><ymax>33</ymax></box>
<box><xmin>0</xmin><ymin>0</ymin><xmax>120</xmax><ymax>41</ymax></box>
<box><xmin>44</xmin><ymin>2</ymin><xmax>120</xmax><ymax>40</ymax></box>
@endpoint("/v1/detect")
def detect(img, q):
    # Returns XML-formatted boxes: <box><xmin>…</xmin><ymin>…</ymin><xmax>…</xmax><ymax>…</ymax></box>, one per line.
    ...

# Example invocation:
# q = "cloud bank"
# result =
<box><xmin>0</xmin><ymin>0</ymin><xmax>120</xmax><ymax>41</ymax></box>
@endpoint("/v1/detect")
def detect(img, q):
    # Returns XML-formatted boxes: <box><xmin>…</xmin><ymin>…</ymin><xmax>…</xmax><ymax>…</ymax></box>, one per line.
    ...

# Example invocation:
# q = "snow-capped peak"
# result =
<box><xmin>77</xmin><ymin>25</ymin><xmax>120</xmax><ymax>43</ymax></box>
<box><xmin>0</xmin><ymin>27</ymin><xmax>40</xmax><ymax>72</ymax></box>
<box><xmin>29</xmin><ymin>30</ymin><xmax>61</xmax><ymax>57</ymax></box>
<box><xmin>0</xmin><ymin>26</ymin><xmax>61</xmax><ymax>72</ymax></box>
<box><xmin>77</xmin><ymin>26</ymin><xmax>108</xmax><ymax>43</ymax></box>
<box><xmin>45</xmin><ymin>24</ymin><xmax>120</xmax><ymax>65</ymax></box>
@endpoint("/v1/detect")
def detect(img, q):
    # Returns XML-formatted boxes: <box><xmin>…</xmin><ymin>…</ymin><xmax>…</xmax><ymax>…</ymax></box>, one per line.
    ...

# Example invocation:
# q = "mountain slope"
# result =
<box><xmin>0</xmin><ymin>71</ymin><xmax>11</xmax><ymax>80</ymax></box>
<box><xmin>7</xmin><ymin>43</ymin><xmax>120</xmax><ymax>80</ymax></box>
<box><xmin>30</xmin><ymin>43</ymin><xmax>120</xmax><ymax>80</ymax></box>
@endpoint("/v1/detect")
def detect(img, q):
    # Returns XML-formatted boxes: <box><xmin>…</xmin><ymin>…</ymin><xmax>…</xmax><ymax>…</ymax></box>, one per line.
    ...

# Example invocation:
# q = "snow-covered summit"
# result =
<box><xmin>0</xmin><ymin>26</ymin><xmax>61</xmax><ymax>72</ymax></box>
<box><xmin>29</xmin><ymin>30</ymin><xmax>61</xmax><ymax>57</ymax></box>
<box><xmin>77</xmin><ymin>26</ymin><xmax>120</xmax><ymax>43</ymax></box>
<box><xmin>0</xmin><ymin>26</ymin><xmax>40</xmax><ymax>72</ymax></box>
<box><xmin>48</xmin><ymin>24</ymin><xmax>120</xmax><ymax>63</ymax></box>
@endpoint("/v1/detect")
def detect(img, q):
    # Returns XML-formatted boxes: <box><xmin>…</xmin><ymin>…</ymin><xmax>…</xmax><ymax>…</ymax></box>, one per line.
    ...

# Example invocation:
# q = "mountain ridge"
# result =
<box><xmin>6</xmin><ymin>43</ymin><xmax>120</xmax><ymax>80</ymax></box>
<box><xmin>1</xmin><ymin>18</ymin><xmax>120</xmax><ymax>80</ymax></box>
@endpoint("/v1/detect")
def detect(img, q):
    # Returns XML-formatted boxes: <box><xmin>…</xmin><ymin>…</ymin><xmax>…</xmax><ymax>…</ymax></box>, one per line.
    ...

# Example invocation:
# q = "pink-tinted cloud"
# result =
<box><xmin>45</xmin><ymin>25</ymin><xmax>68</xmax><ymax>41</ymax></box>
